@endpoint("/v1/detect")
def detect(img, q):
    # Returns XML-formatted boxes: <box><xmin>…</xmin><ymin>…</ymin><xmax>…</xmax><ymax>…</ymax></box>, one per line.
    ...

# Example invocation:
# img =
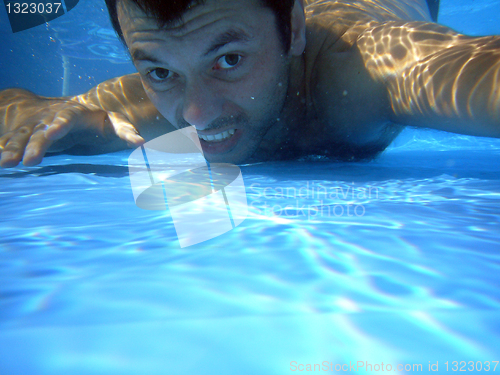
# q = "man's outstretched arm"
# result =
<box><xmin>71</xmin><ymin>73</ymin><xmax>175</xmax><ymax>141</ymax></box>
<box><xmin>357</xmin><ymin>21</ymin><xmax>500</xmax><ymax>137</ymax></box>
<box><xmin>0</xmin><ymin>73</ymin><xmax>174</xmax><ymax>168</ymax></box>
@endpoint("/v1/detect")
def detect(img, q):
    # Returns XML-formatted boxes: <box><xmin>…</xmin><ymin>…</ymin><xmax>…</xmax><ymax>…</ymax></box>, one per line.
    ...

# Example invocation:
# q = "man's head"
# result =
<box><xmin>105</xmin><ymin>0</ymin><xmax>306</xmax><ymax>164</ymax></box>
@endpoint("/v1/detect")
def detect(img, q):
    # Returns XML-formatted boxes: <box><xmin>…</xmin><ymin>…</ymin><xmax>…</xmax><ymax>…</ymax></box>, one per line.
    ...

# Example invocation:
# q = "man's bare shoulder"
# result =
<box><xmin>304</xmin><ymin>0</ymin><xmax>431</xmax><ymax>23</ymax></box>
<box><xmin>303</xmin><ymin>0</ymin><xmax>434</xmax><ymax>92</ymax></box>
<box><xmin>304</xmin><ymin>0</ymin><xmax>431</xmax><ymax>54</ymax></box>
<box><xmin>302</xmin><ymin>0</ymin><xmax>433</xmax><ymax>159</ymax></box>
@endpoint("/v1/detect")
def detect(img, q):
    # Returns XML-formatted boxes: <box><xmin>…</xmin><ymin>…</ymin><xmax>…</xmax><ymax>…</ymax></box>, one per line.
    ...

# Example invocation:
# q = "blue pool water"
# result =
<box><xmin>1</xmin><ymin>1</ymin><xmax>500</xmax><ymax>374</ymax></box>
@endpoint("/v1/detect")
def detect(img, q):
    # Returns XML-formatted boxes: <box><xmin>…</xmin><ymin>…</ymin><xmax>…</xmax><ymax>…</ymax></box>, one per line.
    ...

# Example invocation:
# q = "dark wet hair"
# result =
<box><xmin>105</xmin><ymin>0</ymin><xmax>295</xmax><ymax>52</ymax></box>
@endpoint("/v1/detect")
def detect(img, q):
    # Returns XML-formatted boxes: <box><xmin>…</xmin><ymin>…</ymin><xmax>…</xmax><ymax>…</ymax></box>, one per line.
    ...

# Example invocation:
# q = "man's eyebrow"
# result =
<box><xmin>131</xmin><ymin>49</ymin><xmax>162</xmax><ymax>64</ymax></box>
<box><xmin>130</xmin><ymin>28</ymin><xmax>252</xmax><ymax>63</ymax></box>
<box><xmin>203</xmin><ymin>29</ymin><xmax>252</xmax><ymax>56</ymax></box>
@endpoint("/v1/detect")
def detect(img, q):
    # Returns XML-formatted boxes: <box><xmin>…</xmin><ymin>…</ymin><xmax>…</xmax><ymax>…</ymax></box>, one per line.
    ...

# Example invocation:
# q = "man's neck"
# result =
<box><xmin>246</xmin><ymin>54</ymin><xmax>308</xmax><ymax>163</ymax></box>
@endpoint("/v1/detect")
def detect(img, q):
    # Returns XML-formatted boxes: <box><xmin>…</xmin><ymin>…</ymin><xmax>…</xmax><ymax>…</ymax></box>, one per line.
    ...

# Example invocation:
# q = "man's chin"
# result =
<box><xmin>202</xmin><ymin>149</ymin><xmax>253</xmax><ymax>165</ymax></box>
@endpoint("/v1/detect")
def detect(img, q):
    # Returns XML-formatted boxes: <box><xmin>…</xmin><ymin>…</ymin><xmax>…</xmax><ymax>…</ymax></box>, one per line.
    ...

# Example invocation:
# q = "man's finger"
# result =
<box><xmin>44</xmin><ymin>111</ymin><xmax>76</xmax><ymax>141</ymax></box>
<box><xmin>22</xmin><ymin>123</ymin><xmax>54</xmax><ymax>166</ymax></box>
<box><xmin>0</xmin><ymin>126</ymin><xmax>33</xmax><ymax>167</ymax></box>
<box><xmin>0</xmin><ymin>134</ymin><xmax>13</xmax><ymax>166</ymax></box>
<box><xmin>0</xmin><ymin>131</ymin><xmax>11</xmax><ymax>151</ymax></box>
<box><xmin>106</xmin><ymin>112</ymin><xmax>145</xmax><ymax>147</ymax></box>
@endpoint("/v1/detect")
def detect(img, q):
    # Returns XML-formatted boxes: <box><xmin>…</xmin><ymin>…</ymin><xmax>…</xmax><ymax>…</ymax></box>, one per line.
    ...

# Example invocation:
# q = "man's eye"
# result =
<box><xmin>216</xmin><ymin>54</ymin><xmax>242</xmax><ymax>69</ymax></box>
<box><xmin>148</xmin><ymin>68</ymin><xmax>173</xmax><ymax>81</ymax></box>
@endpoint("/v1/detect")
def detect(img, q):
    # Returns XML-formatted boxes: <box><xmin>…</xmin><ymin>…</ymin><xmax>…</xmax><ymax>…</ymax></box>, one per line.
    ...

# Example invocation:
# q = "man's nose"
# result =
<box><xmin>181</xmin><ymin>81</ymin><xmax>222</xmax><ymax>130</ymax></box>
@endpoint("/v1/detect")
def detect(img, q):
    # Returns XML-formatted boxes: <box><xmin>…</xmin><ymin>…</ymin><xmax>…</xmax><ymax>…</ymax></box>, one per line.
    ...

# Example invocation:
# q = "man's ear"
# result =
<box><xmin>290</xmin><ymin>0</ymin><xmax>306</xmax><ymax>56</ymax></box>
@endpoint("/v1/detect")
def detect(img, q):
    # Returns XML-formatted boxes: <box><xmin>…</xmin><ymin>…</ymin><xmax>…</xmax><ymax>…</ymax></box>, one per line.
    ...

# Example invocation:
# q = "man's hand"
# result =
<box><xmin>0</xmin><ymin>88</ymin><xmax>145</xmax><ymax>168</ymax></box>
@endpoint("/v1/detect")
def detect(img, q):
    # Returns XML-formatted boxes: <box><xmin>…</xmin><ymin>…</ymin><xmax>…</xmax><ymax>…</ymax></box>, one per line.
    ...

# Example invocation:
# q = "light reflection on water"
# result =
<box><xmin>0</xmin><ymin>145</ymin><xmax>499</xmax><ymax>373</ymax></box>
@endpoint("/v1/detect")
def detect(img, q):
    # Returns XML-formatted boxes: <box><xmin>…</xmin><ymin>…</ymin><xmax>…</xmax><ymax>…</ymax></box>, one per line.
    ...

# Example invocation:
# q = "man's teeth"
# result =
<box><xmin>198</xmin><ymin>129</ymin><xmax>235</xmax><ymax>142</ymax></box>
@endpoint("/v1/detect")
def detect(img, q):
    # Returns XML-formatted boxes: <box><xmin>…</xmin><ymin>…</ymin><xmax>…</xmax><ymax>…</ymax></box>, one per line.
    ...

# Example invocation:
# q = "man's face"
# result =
<box><xmin>118</xmin><ymin>0</ymin><xmax>292</xmax><ymax>164</ymax></box>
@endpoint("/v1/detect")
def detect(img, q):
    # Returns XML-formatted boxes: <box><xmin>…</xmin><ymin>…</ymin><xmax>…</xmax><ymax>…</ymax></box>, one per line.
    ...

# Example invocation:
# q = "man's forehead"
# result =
<box><xmin>117</xmin><ymin>0</ymin><xmax>265</xmax><ymax>36</ymax></box>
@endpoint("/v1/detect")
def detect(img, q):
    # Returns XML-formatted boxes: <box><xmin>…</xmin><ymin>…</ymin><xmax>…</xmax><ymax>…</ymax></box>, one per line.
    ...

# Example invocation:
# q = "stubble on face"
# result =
<box><xmin>175</xmin><ymin>62</ymin><xmax>293</xmax><ymax>164</ymax></box>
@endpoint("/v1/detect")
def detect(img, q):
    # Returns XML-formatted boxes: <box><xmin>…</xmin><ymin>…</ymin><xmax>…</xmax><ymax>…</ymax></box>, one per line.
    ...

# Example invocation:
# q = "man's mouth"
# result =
<box><xmin>197</xmin><ymin>129</ymin><xmax>235</xmax><ymax>142</ymax></box>
<box><xmin>197</xmin><ymin>128</ymin><xmax>241</xmax><ymax>154</ymax></box>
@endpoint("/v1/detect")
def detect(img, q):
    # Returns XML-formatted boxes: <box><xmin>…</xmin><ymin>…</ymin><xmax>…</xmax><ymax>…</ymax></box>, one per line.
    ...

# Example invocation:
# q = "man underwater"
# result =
<box><xmin>0</xmin><ymin>0</ymin><xmax>499</xmax><ymax>168</ymax></box>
